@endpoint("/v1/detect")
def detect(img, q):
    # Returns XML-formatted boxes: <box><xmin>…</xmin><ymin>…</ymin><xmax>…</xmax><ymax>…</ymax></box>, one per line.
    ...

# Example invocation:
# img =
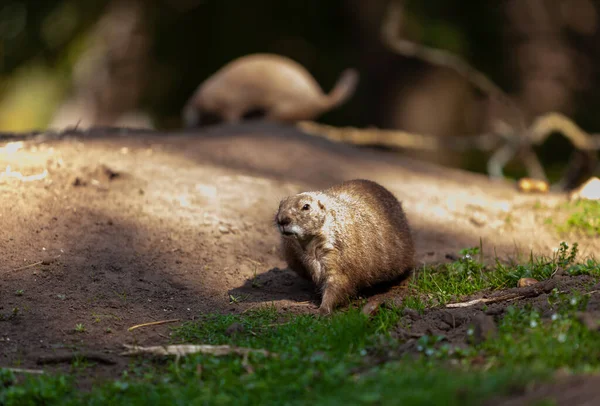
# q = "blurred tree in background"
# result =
<box><xmin>1</xmin><ymin>0</ymin><xmax>599</xmax><ymax>179</ymax></box>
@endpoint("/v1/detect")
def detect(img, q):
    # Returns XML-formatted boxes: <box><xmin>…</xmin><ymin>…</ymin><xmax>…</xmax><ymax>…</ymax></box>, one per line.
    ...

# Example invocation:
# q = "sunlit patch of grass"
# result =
<box><xmin>555</xmin><ymin>200</ymin><xmax>600</xmax><ymax>237</ymax></box>
<box><xmin>408</xmin><ymin>242</ymin><xmax>595</xmax><ymax>306</ymax></box>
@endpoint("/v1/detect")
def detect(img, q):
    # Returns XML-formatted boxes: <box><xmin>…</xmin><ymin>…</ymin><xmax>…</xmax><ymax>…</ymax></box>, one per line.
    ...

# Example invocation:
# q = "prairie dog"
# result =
<box><xmin>182</xmin><ymin>53</ymin><xmax>359</xmax><ymax>127</ymax></box>
<box><xmin>275</xmin><ymin>179</ymin><xmax>415</xmax><ymax>314</ymax></box>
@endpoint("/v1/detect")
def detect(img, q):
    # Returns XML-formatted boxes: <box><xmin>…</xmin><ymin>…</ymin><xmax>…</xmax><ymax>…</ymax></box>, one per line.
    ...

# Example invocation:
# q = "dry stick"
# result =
<box><xmin>9</xmin><ymin>255</ymin><xmax>61</xmax><ymax>273</ymax></box>
<box><xmin>297</xmin><ymin>121</ymin><xmax>501</xmax><ymax>152</ymax></box>
<box><xmin>527</xmin><ymin>113</ymin><xmax>600</xmax><ymax>188</ymax></box>
<box><xmin>298</xmin><ymin>112</ymin><xmax>600</xmax><ymax>156</ymax></box>
<box><xmin>529</xmin><ymin>112</ymin><xmax>600</xmax><ymax>150</ymax></box>
<box><xmin>128</xmin><ymin>318</ymin><xmax>181</xmax><ymax>332</ymax></box>
<box><xmin>1</xmin><ymin>367</ymin><xmax>45</xmax><ymax>374</ymax></box>
<box><xmin>10</xmin><ymin>260</ymin><xmax>44</xmax><ymax>272</ymax></box>
<box><xmin>120</xmin><ymin>344</ymin><xmax>273</xmax><ymax>359</ymax></box>
<box><xmin>446</xmin><ymin>293</ymin><xmax>523</xmax><ymax>308</ymax></box>
<box><xmin>447</xmin><ymin>289</ymin><xmax>600</xmax><ymax>309</ymax></box>
<box><xmin>446</xmin><ymin>280</ymin><xmax>559</xmax><ymax>308</ymax></box>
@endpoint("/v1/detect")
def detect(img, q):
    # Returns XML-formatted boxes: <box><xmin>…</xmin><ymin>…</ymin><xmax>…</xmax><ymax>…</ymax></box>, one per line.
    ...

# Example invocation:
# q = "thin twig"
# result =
<box><xmin>10</xmin><ymin>260</ymin><xmax>44</xmax><ymax>272</ymax></box>
<box><xmin>446</xmin><ymin>293</ymin><xmax>523</xmax><ymax>308</ymax></box>
<box><xmin>1</xmin><ymin>367</ymin><xmax>45</xmax><ymax>374</ymax></box>
<box><xmin>9</xmin><ymin>255</ymin><xmax>61</xmax><ymax>273</ymax></box>
<box><xmin>128</xmin><ymin>318</ymin><xmax>181</xmax><ymax>332</ymax></box>
<box><xmin>120</xmin><ymin>344</ymin><xmax>274</xmax><ymax>360</ymax></box>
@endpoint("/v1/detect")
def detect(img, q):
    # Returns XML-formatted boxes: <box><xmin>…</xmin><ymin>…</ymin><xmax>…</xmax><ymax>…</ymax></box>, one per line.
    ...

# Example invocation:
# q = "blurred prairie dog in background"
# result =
<box><xmin>182</xmin><ymin>53</ymin><xmax>359</xmax><ymax>127</ymax></box>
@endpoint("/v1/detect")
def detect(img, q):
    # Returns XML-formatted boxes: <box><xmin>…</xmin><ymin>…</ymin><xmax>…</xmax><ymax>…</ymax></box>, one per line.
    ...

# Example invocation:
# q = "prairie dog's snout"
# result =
<box><xmin>275</xmin><ymin>213</ymin><xmax>294</xmax><ymax>236</ymax></box>
<box><xmin>275</xmin><ymin>194</ymin><xmax>325</xmax><ymax>240</ymax></box>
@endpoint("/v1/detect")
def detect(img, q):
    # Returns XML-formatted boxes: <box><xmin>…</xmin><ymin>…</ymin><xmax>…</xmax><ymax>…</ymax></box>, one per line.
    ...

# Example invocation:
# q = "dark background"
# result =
<box><xmin>1</xmin><ymin>0</ymin><xmax>599</xmax><ymax>179</ymax></box>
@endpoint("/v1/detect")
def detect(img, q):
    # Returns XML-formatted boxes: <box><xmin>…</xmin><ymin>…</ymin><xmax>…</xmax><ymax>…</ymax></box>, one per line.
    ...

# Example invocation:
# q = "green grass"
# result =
<box><xmin>0</xmin><ymin>307</ymin><xmax>550</xmax><ymax>406</ymax></box>
<box><xmin>408</xmin><ymin>242</ymin><xmax>599</xmax><ymax>307</ymax></box>
<box><xmin>2</xmin><ymin>243</ymin><xmax>600</xmax><ymax>405</ymax></box>
<box><xmin>546</xmin><ymin>200</ymin><xmax>600</xmax><ymax>237</ymax></box>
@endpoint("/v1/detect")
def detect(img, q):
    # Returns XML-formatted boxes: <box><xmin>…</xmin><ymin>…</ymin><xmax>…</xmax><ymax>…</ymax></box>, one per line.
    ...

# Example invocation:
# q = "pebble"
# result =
<box><xmin>361</xmin><ymin>298</ymin><xmax>382</xmax><ymax>317</ymax></box>
<box><xmin>517</xmin><ymin>277</ymin><xmax>539</xmax><ymax>287</ymax></box>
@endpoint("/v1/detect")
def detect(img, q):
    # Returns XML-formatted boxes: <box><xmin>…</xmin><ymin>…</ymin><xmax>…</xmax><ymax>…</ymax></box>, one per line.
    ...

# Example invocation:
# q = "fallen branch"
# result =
<box><xmin>9</xmin><ymin>255</ymin><xmax>61</xmax><ymax>273</ymax></box>
<box><xmin>128</xmin><ymin>318</ymin><xmax>181</xmax><ymax>332</ymax></box>
<box><xmin>297</xmin><ymin>109</ymin><xmax>600</xmax><ymax>187</ymax></box>
<box><xmin>446</xmin><ymin>280</ymin><xmax>557</xmax><ymax>308</ymax></box>
<box><xmin>446</xmin><ymin>293</ymin><xmax>523</xmax><ymax>308</ymax></box>
<box><xmin>1</xmin><ymin>367</ymin><xmax>45</xmax><ymax>374</ymax></box>
<box><xmin>529</xmin><ymin>112</ymin><xmax>600</xmax><ymax>151</ymax></box>
<box><xmin>297</xmin><ymin>121</ymin><xmax>501</xmax><ymax>152</ymax></box>
<box><xmin>10</xmin><ymin>260</ymin><xmax>44</xmax><ymax>272</ymax></box>
<box><xmin>120</xmin><ymin>344</ymin><xmax>273</xmax><ymax>361</ymax></box>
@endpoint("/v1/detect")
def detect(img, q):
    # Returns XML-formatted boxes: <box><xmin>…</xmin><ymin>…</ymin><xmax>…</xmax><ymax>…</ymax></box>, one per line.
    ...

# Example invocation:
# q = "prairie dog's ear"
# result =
<box><xmin>318</xmin><ymin>200</ymin><xmax>325</xmax><ymax>210</ymax></box>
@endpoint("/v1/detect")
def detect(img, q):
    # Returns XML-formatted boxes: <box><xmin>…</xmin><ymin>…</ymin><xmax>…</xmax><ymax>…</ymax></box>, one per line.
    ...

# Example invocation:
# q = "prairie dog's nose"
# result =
<box><xmin>278</xmin><ymin>216</ymin><xmax>291</xmax><ymax>226</ymax></box>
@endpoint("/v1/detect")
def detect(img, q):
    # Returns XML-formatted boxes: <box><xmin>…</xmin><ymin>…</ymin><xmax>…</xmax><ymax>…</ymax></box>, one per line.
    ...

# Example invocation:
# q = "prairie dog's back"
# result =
<box><xmin>325</xmin><ymin>179</ymin><xmax>415</xmax><ymax>281</ymax></box>
<box><xmin>201</xmin><ymin>54</ymin><xmax>323</xmax><ymax>104</ymax></box>
<box><xmin>183</xmin><ymin>53</ymin><xmax>359</xmax><ymax>127</ymax></box>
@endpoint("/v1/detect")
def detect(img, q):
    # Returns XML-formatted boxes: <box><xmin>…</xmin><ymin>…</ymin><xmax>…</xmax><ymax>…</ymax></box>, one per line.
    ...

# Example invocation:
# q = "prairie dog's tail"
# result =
<box><xmin>324</xmin><ymin>68</ymin><xmax>359</xmax><ymax>109</ymax></box>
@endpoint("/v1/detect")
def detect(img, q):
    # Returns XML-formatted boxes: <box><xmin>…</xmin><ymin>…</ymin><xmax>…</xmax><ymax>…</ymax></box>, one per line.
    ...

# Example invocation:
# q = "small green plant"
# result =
<box><xmin>228</xmin><ymin>294</ymin><xmax>248</xmax><ymax>304</ymax></box>
<box><xmin>251</xmin><ymin>268</ymin><xmax>262</xmax><ymax>289</ymax></box>
<box><xmin>555</xmin><ymin>241</ymin><xmax>578</xmax><ymax>267</ymax></box>
<box><xmin>14</xmin><ymin>290</ymin><xmax>23</xmax><ymax>296</ymax></box>
<box><xmin>71</xmin><ymin>355</ymin><xmax>93</xmax><ymax>371</ymax></box>
<box><xmin>74</xmin><ymin>323</ymin><xmax>86</xmax><ymax>333</ymax></box>
<box><xmin>555</xmin><ymin>200</ymin><xmax>600</xmax><ymax>237</ymax></box>
<box><xmin>566</xmin><ymin>259</ymin><xmax>600</xmax><ymax>277</ymax></box>
<box><xmin>113</xmin><ymin>290</ymin><xmax>128</xmax><ymax>301</ymax></box>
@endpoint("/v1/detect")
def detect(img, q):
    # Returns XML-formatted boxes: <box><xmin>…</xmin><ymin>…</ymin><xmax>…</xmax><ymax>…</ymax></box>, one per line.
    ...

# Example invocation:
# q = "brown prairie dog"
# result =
<box><xmin>182</xmin><ymin>53</ymin><xmax>359</xmax><ymax>127</ymax></box>
<box><xmin>275</xmin><ymin>179</ymin><xmax>415</xmax><ymax>314</ymax></box>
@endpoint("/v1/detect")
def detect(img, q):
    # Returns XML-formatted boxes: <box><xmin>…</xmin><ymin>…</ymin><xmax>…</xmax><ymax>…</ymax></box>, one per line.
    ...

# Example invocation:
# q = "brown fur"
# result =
<box><xmin>274</xmin><ymin>179</ymin><xmax>415</xmax><ymax>314</ymax></box>
<box><xmin>182</xmin><ymin>53</ymin><xmax>359</xmax><ymax>127</ymax></box>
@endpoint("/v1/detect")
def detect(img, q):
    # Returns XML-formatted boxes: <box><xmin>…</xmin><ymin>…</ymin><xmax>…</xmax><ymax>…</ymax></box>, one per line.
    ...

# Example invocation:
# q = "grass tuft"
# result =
<box><xmin>407</xmin><ymin>242</ymin><xmax>598</xmax><ymax>307</ymax></box>
<box><xmin>547</xmin><ymin>200</ymin><xmax>600</xmax><ymax>237</ymax></box>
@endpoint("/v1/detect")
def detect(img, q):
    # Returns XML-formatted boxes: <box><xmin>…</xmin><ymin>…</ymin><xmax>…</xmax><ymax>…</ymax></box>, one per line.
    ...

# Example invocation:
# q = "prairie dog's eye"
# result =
<box><xmin>302</xmin><ymin>204</ymin><xmax>310</xmax><ymax>211</ymax></box>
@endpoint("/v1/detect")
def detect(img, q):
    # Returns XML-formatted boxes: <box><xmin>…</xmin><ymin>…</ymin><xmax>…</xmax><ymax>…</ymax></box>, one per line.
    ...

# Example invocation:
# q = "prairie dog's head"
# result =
<box><xmin>275</xmin><ymin>192</ymin><xmax>326</xmax><ymax>240</ymax></box>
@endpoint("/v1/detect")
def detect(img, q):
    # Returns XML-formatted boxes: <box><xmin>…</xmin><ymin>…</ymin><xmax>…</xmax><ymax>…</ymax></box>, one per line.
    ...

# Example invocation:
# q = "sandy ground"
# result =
<box><xmin>0</xmin><ymin>121</ymin><xmax>598</xmax><ymax>398</ymax></box>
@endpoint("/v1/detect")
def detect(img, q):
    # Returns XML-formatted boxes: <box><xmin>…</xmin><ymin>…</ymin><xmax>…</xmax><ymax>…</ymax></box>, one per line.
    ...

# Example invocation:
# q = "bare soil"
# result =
<box><xmin>0</xmin><ymin>122</ymin><xmax>598</xmax><ymax>399</ymax></box>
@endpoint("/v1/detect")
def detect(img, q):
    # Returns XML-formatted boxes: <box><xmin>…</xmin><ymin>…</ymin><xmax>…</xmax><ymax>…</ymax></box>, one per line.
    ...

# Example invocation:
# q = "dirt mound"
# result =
<box><xmin>0</xmin><ymin>122</ymin><xmax>598</xmax><ymax>378</ymax></box>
